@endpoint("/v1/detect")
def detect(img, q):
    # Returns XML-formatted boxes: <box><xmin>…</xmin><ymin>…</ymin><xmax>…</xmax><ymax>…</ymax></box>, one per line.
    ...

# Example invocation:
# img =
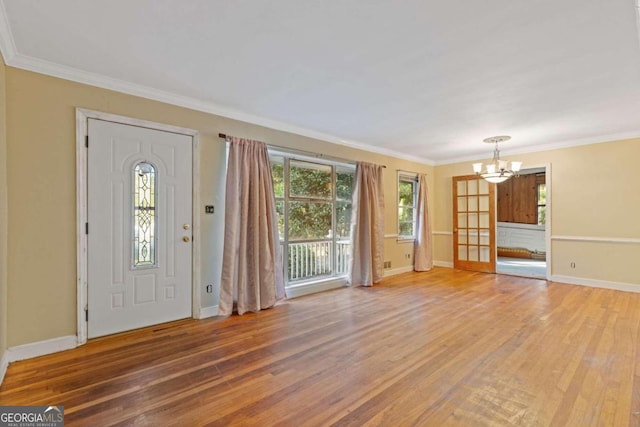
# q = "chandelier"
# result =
<box><xmin>472</xmin><ymin>136</ymin><xmax>522</xmax><ymax>184</ymax></box>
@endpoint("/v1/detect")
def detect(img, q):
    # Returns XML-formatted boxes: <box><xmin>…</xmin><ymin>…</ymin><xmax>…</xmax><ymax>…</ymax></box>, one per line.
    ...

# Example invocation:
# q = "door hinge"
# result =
<box><xmin>85</xmin><ymin>307</ymin><xmax>88</xmax><ymax>322</ymax></box>
<box><xmin>85</xmin><ymin>222</ymin><xmax>89</xmax><ymax>234</ymax></box>
<box><xmin>85</xmin><ymin>135</ymin><xmax>89</xmax><ymax>148</ymax></box>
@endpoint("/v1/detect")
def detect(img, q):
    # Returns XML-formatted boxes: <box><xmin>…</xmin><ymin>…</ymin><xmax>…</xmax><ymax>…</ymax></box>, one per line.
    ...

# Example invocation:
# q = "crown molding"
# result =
<box><xmin>10</xmin><ymin>52</ymin><xmax>433</xmax><ymax>166</ymax></box>
<box><xmin>4</xmin><ymin>44</ymin><xmax>638</xmax><ymax>168</ymax></box>
<box><xmin>0</xmin><ymin>1</ymin><xmax>433</xmax><ymax>168</ymax></box>
<box><xmin>3</xmin><ymin>0</ymin><xmax>636</xmax><ymax>167</ymax></box>
<box><xmin>0</xmin><ymin>0</ymin><xmax>432</xmax><ymax>165</ymax></box>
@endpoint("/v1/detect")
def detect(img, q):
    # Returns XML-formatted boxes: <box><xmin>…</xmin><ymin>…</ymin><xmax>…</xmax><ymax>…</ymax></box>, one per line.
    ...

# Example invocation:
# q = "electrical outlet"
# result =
<box><xmin>206</xmin><ymin>284</ymin><xmax>213</xmax><ymax>293</ymax></box>
<box><xmin>570</xmin><ymin>262</ymin><xmax>576</xmax><ymax>269</ymax></box>
<box><xmin>384</xmin><ymin>261</ymin><xmax>391</xmax><ymax>269</ymax></box>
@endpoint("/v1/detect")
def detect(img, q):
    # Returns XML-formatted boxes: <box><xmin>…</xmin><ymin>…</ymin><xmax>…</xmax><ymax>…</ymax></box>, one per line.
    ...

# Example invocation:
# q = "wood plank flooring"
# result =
<box><xmin>2</xmin><ymin>268</ymin><xmax>640</xmax><ymax>426</ymax></box>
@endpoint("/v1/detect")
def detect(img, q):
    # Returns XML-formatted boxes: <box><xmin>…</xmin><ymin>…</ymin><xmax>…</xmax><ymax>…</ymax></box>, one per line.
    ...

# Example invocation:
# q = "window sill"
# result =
<box><xmin>285</xmin><ymin>276</ymin><xmax>349</xmax><ymax>299</ymax></box>
<box><xmin>397</xmin><ymin>237</ymin><xmax>416</xmax><ymax>243</ymax></box>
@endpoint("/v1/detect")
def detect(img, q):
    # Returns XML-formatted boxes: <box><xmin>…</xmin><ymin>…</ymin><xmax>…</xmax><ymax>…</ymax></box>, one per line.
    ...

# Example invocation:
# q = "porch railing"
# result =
<box><xmin>285</xmin><ymin>240</ymin><xmax>350</xmax><ymax>283</ymax></box>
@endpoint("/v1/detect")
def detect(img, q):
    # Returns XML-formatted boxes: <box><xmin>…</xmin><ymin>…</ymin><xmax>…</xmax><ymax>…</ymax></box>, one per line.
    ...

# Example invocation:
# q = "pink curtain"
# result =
<box><xmin>414</xmin><ymin>173</ymin><xmax>433</xmax><ymax>271</ymax></box>
<box><xmin>350</xmin><ymin>162</ymin><xmax>384</xmax><ymax>286</ymax></box>
<box><xmin>219</xmin><ymin>138</ymin><xmax>285</xmax><ymax>316</ymax></box>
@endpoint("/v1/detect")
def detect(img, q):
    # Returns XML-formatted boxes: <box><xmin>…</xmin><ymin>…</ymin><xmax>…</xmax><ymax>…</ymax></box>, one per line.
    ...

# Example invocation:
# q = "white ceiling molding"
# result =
<box><xmin>2</xmin><ymin>52</ymin><xmax>434</xmax><ymax>166</ymax></box>
<box><xmin>11</xmin><ymin>42</ymin><xmax>640</xmax><ymax>168</ymax></box>
<box><xmin>0</xmin><ymin>3</ymin><xmax>432</xmax><ymax>166</ymax></box>
<box><xmin>1</xmin><ymin>1</ymin><xmax>640</xmax><ymax>165</ymax></box>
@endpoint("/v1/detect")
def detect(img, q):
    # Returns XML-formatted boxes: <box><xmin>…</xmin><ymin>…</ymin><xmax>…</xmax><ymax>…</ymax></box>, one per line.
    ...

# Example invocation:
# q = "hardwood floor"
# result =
<box><xmin>2</xmin><ymin>268</ymin><xmax>640</xmax><ymax>426</ymax></box>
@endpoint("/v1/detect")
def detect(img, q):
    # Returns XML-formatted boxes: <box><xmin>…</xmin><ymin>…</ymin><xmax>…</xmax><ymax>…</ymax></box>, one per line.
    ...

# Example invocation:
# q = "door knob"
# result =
<box><xmin>183</xmin><ymin>236</ymin><xmax>190</xmax><ymax>242</ymax></box>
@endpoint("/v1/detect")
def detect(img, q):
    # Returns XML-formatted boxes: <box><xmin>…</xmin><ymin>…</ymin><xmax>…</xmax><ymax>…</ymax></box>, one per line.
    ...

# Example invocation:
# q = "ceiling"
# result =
<box><xmin>1</xmin><ymin>0</ymin><xmax>640</xmax><ymax>165</ymax></box>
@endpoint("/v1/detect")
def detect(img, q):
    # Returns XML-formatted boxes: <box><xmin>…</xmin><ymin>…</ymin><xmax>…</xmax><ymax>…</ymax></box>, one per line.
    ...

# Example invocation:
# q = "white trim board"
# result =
<box><xmin>198</xmin><ymin>305</ymin><xmax>219</xmax><ymax>319</ymax></box>
<box><xmin>6</xmin><ymin>335</ymin><xmax>78</xmax><ymax>363</ymax></box>
<box><xmin>0</xmin><ymin>349</ymin><xmax>9</xmax><ymax>386</ymax></box>
<box><xmin>286</xmin><ymin>278</ymin><xmax>348</xmax><ymax>299</ymax></box>
<box><xmin>383</xmin><ymin>266</ymin><xmax>414</xmax><ymax>277</ymax></box>
<box><xmin>76</xmin><ymin>109</ymin><xmax>201</xmax><ymax>345</ymax></box>
<box><xmin>551</xmin><ymin>275</ymin><xmax>640</xmax><ymax>294</ymax></box>
<box><xmin>434</xmin><ymin>261</ymin><xmax>454</xmax><ymax>268</ymax></box>
<box><xmin>551</xmin><ymin>235</ymin><xmax>640</xmax><ymax>245</ymax></box>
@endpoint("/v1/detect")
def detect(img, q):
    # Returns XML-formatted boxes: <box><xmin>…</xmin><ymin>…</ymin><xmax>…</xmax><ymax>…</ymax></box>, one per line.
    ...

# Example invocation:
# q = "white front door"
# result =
<box><xmin>87</xmin><ymin>118</ymin><xmax>192</xmax><ymax>338</ymax></box>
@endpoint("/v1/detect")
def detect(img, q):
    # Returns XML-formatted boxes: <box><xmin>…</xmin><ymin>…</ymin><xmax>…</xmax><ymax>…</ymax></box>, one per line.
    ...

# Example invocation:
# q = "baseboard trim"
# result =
<box><xmin>7</xmin><ymin>335</ymin><xmax>78</xmax><ymax>363</ymax></box>
<box><xmin>0</xmin><ymin>349</ymin><xmax>9</xmax><ymax>386</ymax></box>
<box><xmin>551</xmin><ymin>275</ymin><xmax>640</xmax><ymax>294</ymax></box>
<box><xmin>383</xmin><ymin>266</ymin><xmax>414</xmax><ymax>277</ymax></box>
<box><xmin>286</xmin><ymin>277</ymin><xmax>348</xmax><ymax>298</ymax></box>
<box><xmin>434</xmin><ymin>260</ymin><xmax>454</xmax><ymax>268</ymax></box>
<box><xmin>198</xmin><ymin>305</ymin><xmax>219</xmax><ymax>319</ymax></box>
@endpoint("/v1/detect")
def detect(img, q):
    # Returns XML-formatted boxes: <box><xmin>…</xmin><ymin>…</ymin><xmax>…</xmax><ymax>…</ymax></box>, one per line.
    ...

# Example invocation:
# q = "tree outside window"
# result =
<box><xmin>537</xmin><ymin>183</ymin><xmax>546</xmax><ymax>225</ymax></box>
<box><xmin>398</xmin><ymin>174</ymin><xmax>417</xmax><ymax>238</ymax></box>
<box><xmin>270</xmin><ymin>154</ymin><xmax>354</xmax><ymax>284</ymax></box>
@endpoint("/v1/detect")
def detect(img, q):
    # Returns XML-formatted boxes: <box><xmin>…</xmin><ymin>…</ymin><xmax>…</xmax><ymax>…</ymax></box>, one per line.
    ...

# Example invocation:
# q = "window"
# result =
<box><xmin>537</xmin><ymin>183</ymin><xmax>546</xmax><ymax>225</ymax></box>
<box><xmin>271</xmin><ymin>154</ymin><xmax>355</xmax><ymax>285</ymax></box>
<box><xmin>398</xmin><ymin>173</ymin><xmax>417</xmax><ymax>239</ymax></box>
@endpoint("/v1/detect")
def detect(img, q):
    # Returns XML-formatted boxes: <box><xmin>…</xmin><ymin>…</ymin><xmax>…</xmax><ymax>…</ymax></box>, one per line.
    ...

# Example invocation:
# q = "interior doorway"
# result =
<box><xmin>495</xmin><ymin>166</ymin><xmax>549</xmax><ymax>279</ymax></box>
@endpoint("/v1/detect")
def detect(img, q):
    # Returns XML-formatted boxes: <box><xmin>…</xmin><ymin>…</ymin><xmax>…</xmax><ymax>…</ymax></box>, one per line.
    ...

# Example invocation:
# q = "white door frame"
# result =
<box><xmin>76</xmin><ymin>108</ymin><xmax>201</xmax><ymax>345</ymax></box>
<box><xmin>494</xmin><ymin>162</ymin><xmax>552</xmax><ymax>280</ymax></box>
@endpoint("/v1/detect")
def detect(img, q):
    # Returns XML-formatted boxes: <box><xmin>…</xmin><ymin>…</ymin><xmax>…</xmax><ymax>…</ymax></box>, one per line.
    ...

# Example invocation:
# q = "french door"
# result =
<box><xmin>453</xmin><ymin>175</ymin><xmax>496</xmax><ymax>273</ymax></box>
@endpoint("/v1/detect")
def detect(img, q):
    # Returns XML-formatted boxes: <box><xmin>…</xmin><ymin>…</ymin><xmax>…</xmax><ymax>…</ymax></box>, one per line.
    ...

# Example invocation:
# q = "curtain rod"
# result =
<box><xmin>218</xmin><ymin>133</ymin><xmax>386</xmax><ymax>168</ymax></box>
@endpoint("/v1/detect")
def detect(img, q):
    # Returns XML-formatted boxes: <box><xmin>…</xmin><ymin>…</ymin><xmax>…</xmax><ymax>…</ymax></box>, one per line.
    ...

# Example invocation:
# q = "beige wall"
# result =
<box><xmin>4</xmin><ymin>61</ymin><xmax>639</xmax><ymax>350</ymax></box>
<box><xmin>433</xmin><ymin>138</ymin><xmax>640</xmax><ymax>286</ymax></box>
<box><xmin>5</xmin><ymin>67</ymin><xmax>432</xmax><ymax>347</ymax></box>
<box><xmin>0</xmin><ymin>57</ymin><xmax>7</xmax><ymax>360</ymax></box>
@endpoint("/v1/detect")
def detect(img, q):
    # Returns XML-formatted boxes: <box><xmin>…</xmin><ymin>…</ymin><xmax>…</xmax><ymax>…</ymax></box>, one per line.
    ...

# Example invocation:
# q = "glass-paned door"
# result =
<box><xmin>453</xmin><ymin>175</ymin><xmax>496</xmax><ymax>273</ymax></box>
